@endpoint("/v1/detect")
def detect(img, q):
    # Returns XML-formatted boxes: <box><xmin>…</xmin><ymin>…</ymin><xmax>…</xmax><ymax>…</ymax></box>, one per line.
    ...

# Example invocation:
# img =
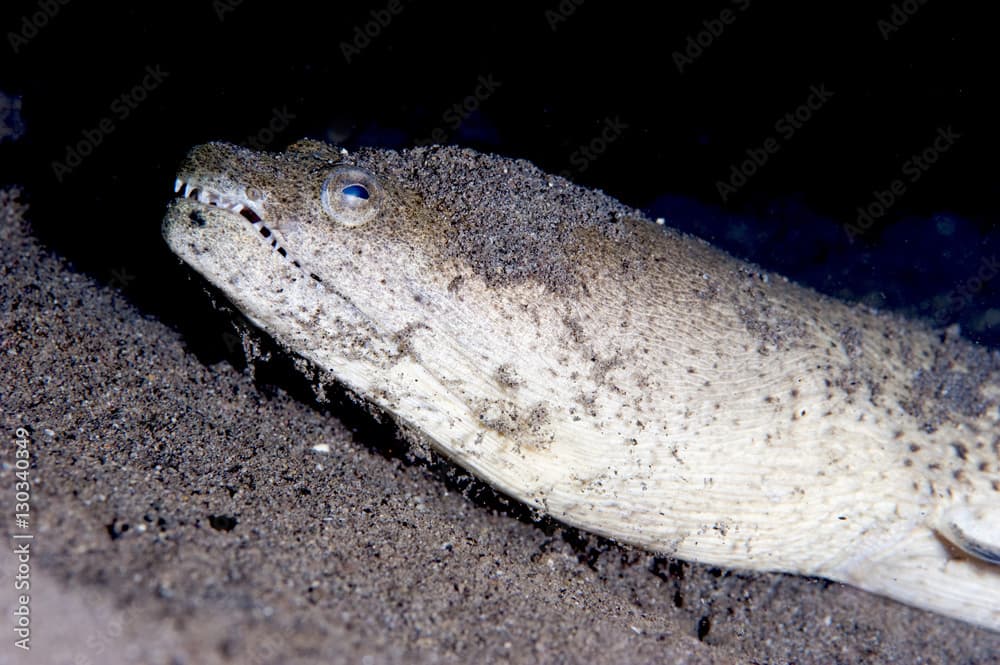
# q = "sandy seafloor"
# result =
<box><xmin>1</xmin><ymin>187</ymin><xmax>997</xmax><ymax>665</ymax></box>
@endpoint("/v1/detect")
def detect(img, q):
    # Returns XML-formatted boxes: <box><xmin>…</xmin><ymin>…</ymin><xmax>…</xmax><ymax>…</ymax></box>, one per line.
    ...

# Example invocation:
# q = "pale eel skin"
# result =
<box><xmin>162</xmin><ymin>139</ymin><xmax>1000</xmax><ymax>631</ymax></box>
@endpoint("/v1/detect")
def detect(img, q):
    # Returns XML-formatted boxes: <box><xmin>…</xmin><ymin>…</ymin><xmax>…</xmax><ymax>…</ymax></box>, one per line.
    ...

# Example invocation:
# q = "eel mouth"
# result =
<box><xmin>168</xmin><ymin>176</ymin><xmax>376</xmax><ymax>331</ymax></box>
<box><xmin>173</xmin><ymin>177</ymin><xmax>294</xmax><ymax>261</ymax></box>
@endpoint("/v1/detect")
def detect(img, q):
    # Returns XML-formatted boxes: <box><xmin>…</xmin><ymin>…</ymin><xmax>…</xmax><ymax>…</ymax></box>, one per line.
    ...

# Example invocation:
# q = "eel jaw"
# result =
<box><xmin>172</xmin><ymin>177</ymin><xmax>296</xmax><ymax>264</ymax></box>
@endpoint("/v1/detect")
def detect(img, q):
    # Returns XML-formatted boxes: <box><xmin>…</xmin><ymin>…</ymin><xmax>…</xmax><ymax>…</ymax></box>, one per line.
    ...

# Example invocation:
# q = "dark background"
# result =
<box><xmin>2</xmin><ymin>0</ymin><xmax>998</xmax><ymax>351</ymax></box>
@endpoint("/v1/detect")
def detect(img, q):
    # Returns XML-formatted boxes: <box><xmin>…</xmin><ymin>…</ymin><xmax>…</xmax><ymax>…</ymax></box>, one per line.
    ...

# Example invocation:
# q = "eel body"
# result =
<box><xmin>162</xmin><ymin>139</ymin><xmax>1000</xmax><ymax>631</ymax></box>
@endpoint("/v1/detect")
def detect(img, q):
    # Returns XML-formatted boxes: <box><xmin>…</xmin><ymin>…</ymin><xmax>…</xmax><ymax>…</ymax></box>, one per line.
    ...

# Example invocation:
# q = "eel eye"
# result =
<box><xmin>321</xmin><ymin>165</ymin><xmax>381</xmax><ymax>227</ymax></box>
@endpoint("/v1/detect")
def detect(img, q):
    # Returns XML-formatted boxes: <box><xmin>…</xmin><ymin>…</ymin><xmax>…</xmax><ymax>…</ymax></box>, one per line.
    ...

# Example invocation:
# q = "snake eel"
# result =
<box><xmin>162</xmin><ymin>139</ymin><xmax>1000</xmax><ymax>631</ymax></box>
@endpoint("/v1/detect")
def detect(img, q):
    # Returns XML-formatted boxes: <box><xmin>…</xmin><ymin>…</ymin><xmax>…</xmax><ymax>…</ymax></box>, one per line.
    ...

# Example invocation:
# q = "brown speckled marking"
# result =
<box><xmin>495</xmin><ymin>363</ymin><xmax>522</xmax><ymax>389</ymax></box>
